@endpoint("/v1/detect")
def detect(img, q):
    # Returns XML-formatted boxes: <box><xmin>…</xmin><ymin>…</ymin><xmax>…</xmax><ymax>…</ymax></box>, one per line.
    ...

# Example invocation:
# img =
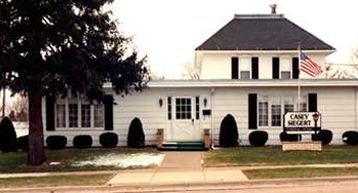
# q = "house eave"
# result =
<box><xmin>195</xmin><ymin>49</ymin><xmax>336</xmax><ymax>55</ymax></box>
<box><xmin>142</xmin><ymin>79</ymin><xmax>358</xmax><ymax>88</ymax></box>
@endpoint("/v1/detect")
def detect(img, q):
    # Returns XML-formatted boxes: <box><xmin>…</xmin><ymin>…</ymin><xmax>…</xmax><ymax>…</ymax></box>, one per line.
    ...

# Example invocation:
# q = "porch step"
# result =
<box><xmin>159</xmin><ymin>141</ymin><xmax>208</xmax><ymax>151</ymax></box>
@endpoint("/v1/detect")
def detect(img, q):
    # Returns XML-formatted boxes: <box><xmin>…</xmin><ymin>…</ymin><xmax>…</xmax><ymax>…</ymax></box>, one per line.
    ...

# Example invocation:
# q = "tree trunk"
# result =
<box><xmin>27</xmin><ymin>89</ymin><xmax>46</xmax><ymax>165</ymax></box>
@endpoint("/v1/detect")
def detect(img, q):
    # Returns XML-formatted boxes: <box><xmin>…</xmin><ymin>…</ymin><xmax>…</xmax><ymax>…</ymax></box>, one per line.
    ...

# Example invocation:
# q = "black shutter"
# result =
<box><xmin>251</xmin><ymin>57</ymin><xmax>259</xmax><ymax>79</ymax></box>
<box><xmin>308</xmin><ymin>93</ymin><xmax>317</xmax><ymax>112</ymax></box>
<box><xmin>104</xmin><ymin>95</ymin><xmax>114</xmax><ymax>130</ymax></box>
<box><xmin>46</xmin><ymin>96</ymin><xmax>55</xmax><ymax>131</ymax></box>
<box><xmin>231</xmin><ymin>57</ymin><xmax>239</xmax><ymax>79</ymax></box>
<box><xmin>292</xmin><ymin>57</ymin><xmax>299</xmax><ymax>79</ymax></box>
<box><xmin>272</xmin><ymin>57</ymin><xmax>280</xmax><ymax>79</ymax></box>
<box><xmin>248</xmin><ymin>93</ymin><xmax>257</xmax><ymax>129</ymax></box>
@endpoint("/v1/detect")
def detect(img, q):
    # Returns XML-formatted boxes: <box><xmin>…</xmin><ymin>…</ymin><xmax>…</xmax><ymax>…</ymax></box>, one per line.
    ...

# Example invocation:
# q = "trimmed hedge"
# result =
<box><xmin>280</xmin><ymin>132</ymin><xmax>301</xmax><ymax>142</ymax></box>
<box><xmin>127</xmin><ymin>118</ymin><xmax>145</xmax><ymax>148</ymax></box>
<box><xmin>100</xmin><ymin>132</ymin><xmax>118</xmax><ymax>148</ymax></box>
<box><xmin>249</xmin><ymin>130</ymin><xmax>268</xmax><ymax>147</ymax></box>
<box><xmin>17</xmin><ymin>135</ymin><xmax>28</xmax><ymax>151</ymax></box>
<box><xmin>46</xmin><ymin>135</ymin><xmax>67</xmax><ymax>150</ymax></box>
<box><xmin>312</xmin><ymin>129</ymin><xmax>333</xmax><ymax>145</ymax></box>
<box><xmin>0</xmin><ymin>117</ymin><xmax>17</xmax><ymax>152</ymax></box>
<box><xmin>73</xmin><ymin>135</ymin><xmax>93</xmax><ymax>149</ymax></box>
<box><xmin>342</xmin><ymin>131</ymin><xmax>358</xmax><ymax>145</ymax></box>
<box><xmin>219</xmin><ymin>114</ymin><xmax>239</xmax><ymax>147</ymax></box>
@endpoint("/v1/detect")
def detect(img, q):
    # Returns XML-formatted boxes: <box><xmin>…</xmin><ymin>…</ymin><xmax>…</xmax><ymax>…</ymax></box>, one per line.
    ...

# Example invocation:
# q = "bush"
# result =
<box><xmin>100</xmin><ymin>132</ymin><xmax>118</xmax><ymax>148</ymax></box>
<box><xmin>312</xmin><ymin>129</ymin><xmax>333</xmax><ymax>145</ymax></box>
<box><xmin>0</xmin><ymin>117</ymin><xmax>18</xmax><ymax>152</ymax></box>
<box><xmin>127</xmin><ymin>118</ymin><xmax>145</xmax><ymax>148</ymax></box>
<box><xmin>17</xmin><ymin>135</ymin><xmax>28</xmax><ymax>151</ymax></box>
<box><xmin>249</xmin><ymin>130</ymin><xmax>268</xmax><ymax>147</ymax></box>
<box><xmin>73</xmin><ymin>135</ymin><xmax>93</xmax><ymax>149</ymax></box>
<box><xmin>342</xmin><ymin>131</ymin><xmax>358</xmax><ymax>145</ymax></box>
<box><xmin>46</xmin><ymin>135</ymin><xmax>67</xmax><ymax>150</ymax></box>
<box><xmin>219</xmin><ymin>114</ymin><xmax>239</xmax><ymax>147</ymax></box>
<box><xmin>280</xmin><ymin>132</ymin><xmax>300</xmax><ymax>142</ymax></box>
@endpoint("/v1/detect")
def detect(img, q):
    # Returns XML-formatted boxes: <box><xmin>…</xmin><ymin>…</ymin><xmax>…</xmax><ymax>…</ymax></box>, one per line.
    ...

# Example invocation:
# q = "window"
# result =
<box><xmin>299</xmin><ymin>98</ymin><xmax>307</xmax><ymax>111</ymax></box>
<box><xmin>81</xmin><ymin>104</ymin><xmax>91</xmax><ymax>128</ymax></box>
<box><xmin>94</xmin><ymin>104</ymin><xmax>104</xmax><ymax>127</ymax></box>
<box><xmin>271</xmin><ymin>104</ymin><xmax>281</xmax><ymax>126</ymax></box>
<box><xmin>258</xmin><ymin>98</ymin><xmax>268</xmax><ymax>126</ymax></box>
<box><xmin>258</xmin><ymin>96</ymin><xmax>307</xmax><ymax>128</ymax></box>
<box><xmin>69</xmin><ymin>103</ymin><xmax>78</xmax><ymax>127</ymax></box>
<box><xmin>284</xmin><ymin>97</ymin><xmax>294</xmax><ymax>114</ymax></box>
<box><xmin>56</xmin><ymin>104</ymin><xmax>66</xmax><ymax>128</ymax></box>
<box><xmin>281</xmin><ymin>71</ymin><xmax>291</xmax><ymax>79</ymax></box>
<box><xmin>55</xmin><ymin>97</ymin><xmax>104</xmax><ymax>129</ymax></box>
<box><xmin>175</xmin><ymin>98</ymin><xmax>192</xmax><ymax>120</ymax></box>
<box><xmin>240</xmin><ymin>71</ymin><xmax>250</xmax><ymax>80</ymax></box>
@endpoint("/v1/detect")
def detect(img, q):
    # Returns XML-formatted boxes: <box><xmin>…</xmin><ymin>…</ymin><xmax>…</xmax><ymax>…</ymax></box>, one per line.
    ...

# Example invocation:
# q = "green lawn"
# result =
<box><xmin>0</xmin><ymin>174</ymin><xmax>113</xmax><ymax>188</ymax></box>
<box><xmin>204</xmin><ymin>146</ymin><xmax>358</xmax><ymax>166</ymax></box>
<box><xmin>244</xmin><ymin>167</ymin><xmax>358</xmax><ymax>179</ymax></box>
<box><xmin>0</xmin><ymin>148</ymin><xmax>159</xmax><ymax>173</ymax></box>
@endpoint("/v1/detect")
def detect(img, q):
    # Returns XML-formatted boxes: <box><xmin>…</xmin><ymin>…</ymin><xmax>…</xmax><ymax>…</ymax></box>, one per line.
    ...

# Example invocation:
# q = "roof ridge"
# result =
<box><xmin>234</xmin><ymin>14</ymin><xmax>284</xmax><ymax>19</ymax></box>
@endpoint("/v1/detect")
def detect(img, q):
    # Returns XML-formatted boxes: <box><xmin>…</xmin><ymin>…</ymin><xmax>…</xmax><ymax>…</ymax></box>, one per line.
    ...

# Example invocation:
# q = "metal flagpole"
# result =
<box><xmin>297</xmin><ymin>43</ymin><xmax>301</xmax><ymax>111</ymax></box>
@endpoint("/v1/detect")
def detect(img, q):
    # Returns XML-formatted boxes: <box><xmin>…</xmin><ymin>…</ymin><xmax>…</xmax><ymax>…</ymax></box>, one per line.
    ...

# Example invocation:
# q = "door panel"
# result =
<box><xmin>170</xmin><ymin>96</ymin><xmax>201</xmax><ymax>141</ymax></box>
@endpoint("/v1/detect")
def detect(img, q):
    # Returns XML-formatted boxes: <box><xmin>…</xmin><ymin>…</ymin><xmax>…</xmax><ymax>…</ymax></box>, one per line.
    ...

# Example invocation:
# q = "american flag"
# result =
<box><xmin>300</xmin><ymin>52</ymin><xmax>322</xmax><ymax>77</ymax></box>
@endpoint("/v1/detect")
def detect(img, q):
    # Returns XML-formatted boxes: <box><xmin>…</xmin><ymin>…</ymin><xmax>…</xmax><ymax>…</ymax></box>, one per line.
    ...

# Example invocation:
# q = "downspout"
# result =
<box><xmin>210</xmin><ymin>87</ymin><xmax>215</xmax><ymax>147</ymax></box>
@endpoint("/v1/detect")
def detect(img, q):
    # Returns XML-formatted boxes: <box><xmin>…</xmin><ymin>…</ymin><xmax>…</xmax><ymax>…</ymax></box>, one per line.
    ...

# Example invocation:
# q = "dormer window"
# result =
<box><xmin>240</xmin><ymin>71</ymin><xmax>250</xmax><ymax>79</ymax></box>
<box><xmin>281</xmin><ymin>71</ymin><xmax>291</xmax><ymax>79</ymax></box>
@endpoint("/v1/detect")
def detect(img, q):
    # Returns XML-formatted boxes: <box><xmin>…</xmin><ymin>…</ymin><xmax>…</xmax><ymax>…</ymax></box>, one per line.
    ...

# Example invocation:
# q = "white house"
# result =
<box><xmin>43</xmin><ymin>11</ymin><xmax>358</xmax><ymax>147</ymax></box>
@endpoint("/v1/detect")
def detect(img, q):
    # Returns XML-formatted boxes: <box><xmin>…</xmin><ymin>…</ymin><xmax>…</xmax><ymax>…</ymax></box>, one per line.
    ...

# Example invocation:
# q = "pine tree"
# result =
<box><xmin>0</xmin><ymin>0</ymin><xmax>148</xmax><ymax>165</ymax></box>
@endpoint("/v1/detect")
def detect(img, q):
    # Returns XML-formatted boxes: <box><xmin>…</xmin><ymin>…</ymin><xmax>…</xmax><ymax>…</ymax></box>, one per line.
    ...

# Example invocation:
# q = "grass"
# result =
<box><xmin>0</xmin><ymin>147</ymin><xmax>159</xmax><ymax>173</ymax></box>
<box><xmin>204</xmin><ymin>146</ymin><xmax>358</xmax><ymax>166</ymax></box>
<box><xmin>244</xmin><ymin>167</ymin><xmax>358</xmax><ymax>179</ymax></box>
<box><xmin>0</xmin><ymin>174</ymin><xmax>113</xmax><ymax>188</ymax></box>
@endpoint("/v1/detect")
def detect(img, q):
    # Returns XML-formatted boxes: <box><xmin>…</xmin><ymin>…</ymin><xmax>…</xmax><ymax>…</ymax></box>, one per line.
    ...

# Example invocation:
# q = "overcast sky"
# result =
<box><xmin>111</xmin><ymin>0</ymin><xmax>358</xmax><ymax>78</ymax></box>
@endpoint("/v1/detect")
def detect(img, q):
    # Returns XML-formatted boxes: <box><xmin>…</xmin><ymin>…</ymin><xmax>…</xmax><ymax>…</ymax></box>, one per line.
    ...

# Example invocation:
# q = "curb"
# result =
<box><xmin>2</xmin><ymin>176</ymin><xmax>358</xmax><ymax>193</ymax></box>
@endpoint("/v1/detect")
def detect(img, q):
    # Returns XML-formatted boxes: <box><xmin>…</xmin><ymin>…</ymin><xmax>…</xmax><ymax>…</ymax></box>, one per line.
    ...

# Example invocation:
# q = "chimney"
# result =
<box><xmin>270</xmin><ymin>4</ymin><xmax>277</xmax><ymax>14</ymax></box>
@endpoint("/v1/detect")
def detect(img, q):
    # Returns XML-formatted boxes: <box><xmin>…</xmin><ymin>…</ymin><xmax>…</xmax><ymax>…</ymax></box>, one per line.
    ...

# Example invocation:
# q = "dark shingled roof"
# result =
<box><xmin>196</xmin><ymin>14</ymin><xmax>335</xmax><ymax>51</ymax></box>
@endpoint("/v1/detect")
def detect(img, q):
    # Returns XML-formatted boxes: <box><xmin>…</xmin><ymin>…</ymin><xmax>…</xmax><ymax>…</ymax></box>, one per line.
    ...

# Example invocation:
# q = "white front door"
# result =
<box><xmin>169</xmin><ymin>96</ymin><xmax>201</xmax><ymax>141</ymax></box>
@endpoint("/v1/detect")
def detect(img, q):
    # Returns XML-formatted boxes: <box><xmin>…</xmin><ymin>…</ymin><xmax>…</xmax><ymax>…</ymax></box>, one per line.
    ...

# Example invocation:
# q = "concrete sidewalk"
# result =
<box><xmin>106</xmin><ymin>151</ymin><xmax>248</xmax><ymax>185</ymax></box>
<box><xmin>106</xmin><ymin>167</ymin><xmax>249</xmax><ymax>185</ymax></box>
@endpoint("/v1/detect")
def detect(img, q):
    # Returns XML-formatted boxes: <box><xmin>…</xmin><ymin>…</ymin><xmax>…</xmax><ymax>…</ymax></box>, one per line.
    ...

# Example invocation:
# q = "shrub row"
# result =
<box><xmin>249</xmin><ymin>131</ymin><xmax>268</xmax><ymax>147</ymax></box>
<box><xmin>45</xmin><ymin>132</ymin><xmax>119</xmax><ymax>149</ymax></box>
<box><xmin>342</xmin><ymin>131</ymin><xmax>358</xmax><ymax>145</ymax></box>
<box><xmin>247</xmin><ymin>130</ymin><xmax>334</xmax><ymax>147</ymax></box>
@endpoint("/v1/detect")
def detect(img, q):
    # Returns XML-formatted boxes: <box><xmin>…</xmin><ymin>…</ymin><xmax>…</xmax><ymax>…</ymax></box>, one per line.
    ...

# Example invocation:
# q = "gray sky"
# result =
<box><xmin>112</xmin><ymin>0</ymin><xmax>358</xmax><ymax>78</ymax></box>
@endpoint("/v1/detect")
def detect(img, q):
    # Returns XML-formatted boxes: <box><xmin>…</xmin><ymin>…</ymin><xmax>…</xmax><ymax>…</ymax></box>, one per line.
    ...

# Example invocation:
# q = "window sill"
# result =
<box><xmin>53</xmin><ymin>127</ymin><xmax>105</xmax><ymax>131</ymax></box>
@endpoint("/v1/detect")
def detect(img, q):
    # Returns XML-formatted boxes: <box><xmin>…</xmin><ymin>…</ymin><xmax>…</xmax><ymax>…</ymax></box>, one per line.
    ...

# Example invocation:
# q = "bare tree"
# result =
<box><xmin>182</xmin><ymin>62</ymin><xmax>201</xmax><ymax>80</ymax></box>
<box><xmin>9</xmin><ymin>95</ymin><xmax>28</xmax><ymax>122</ymax></box>
<box><xmin>351</xmin><ymin>47</ymin><xmax>358</xmax><ymax>64</ymax></box>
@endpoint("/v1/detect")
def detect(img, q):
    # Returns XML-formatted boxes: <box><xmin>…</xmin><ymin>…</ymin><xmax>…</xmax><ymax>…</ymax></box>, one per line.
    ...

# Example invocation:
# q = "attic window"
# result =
<box><xmin>240</xmin><ymin>71</ymin><xmax>250</xmax><ymax>80</ymax></box>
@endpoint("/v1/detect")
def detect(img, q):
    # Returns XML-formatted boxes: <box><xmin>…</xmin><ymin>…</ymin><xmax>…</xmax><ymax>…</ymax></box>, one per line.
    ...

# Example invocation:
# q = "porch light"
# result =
<box><xmin>203</xmin><ymin>98</ymin><xmax>208</xmax><ymax>107</ymax></box>
<box><xmin>312</xmin><ymin>112</ymin><xmax>319</xmax><ymax>130</ymax></box>
<box><xmin>159</xmin><ymin>98</ymin><xmax>163</xmax><ymax>107</ymax></box>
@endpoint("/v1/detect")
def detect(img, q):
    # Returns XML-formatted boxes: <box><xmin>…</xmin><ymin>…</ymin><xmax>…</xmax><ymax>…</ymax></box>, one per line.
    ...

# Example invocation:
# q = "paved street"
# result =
<box><xmin>2</xmin><ymin>178</ymin><xmax>358</xmax><ymax>193</ymax></box>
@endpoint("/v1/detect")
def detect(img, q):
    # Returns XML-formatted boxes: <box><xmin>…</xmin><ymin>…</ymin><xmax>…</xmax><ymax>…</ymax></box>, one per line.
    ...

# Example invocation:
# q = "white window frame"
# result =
<box><xmin>55</xmin><ymin>96</ymin><xmax>105</xmax><ymax>130</ymax></box>
<box><xmin>258</xmin><ymin>95</ymin><xmax>307</xmax><ymax>128</ymax></box>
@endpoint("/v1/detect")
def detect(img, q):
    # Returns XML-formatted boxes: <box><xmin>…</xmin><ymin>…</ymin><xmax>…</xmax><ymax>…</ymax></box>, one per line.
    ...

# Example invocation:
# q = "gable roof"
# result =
<box><xmin>196</xmin><ymin>14</ymin><xmax>335</xmax><ymax>51</ymax></box>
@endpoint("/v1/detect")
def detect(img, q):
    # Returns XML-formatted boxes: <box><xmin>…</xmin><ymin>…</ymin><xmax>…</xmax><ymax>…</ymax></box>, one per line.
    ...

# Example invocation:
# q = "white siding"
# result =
<box><xmin>316</xmin><ymin>88</ymin><xmax>357</xmax><ymax>144</ymax></box>
<box><xmin>198</xmin><ymin>51</ymin><xmax>329</xmax><ymax>80</ymax></box>
<box><xmin>43</xmin><ymin>85</ymin><xmax>358</xmax><ymax>146</ymax></box>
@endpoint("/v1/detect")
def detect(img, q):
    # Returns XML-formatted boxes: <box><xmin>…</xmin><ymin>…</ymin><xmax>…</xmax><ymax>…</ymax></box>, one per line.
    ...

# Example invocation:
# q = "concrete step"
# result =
<box><xmin>159</xmin><ymin>141</ymin><xmax>208</xmax><ymax>151</ymax></box>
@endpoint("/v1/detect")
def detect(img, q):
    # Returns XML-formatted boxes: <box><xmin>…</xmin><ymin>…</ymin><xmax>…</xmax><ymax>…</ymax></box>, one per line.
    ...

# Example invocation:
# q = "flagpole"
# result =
<box><xmin>297</xmin><ymin>43</ymin><xmax>301</xmax><ymax>111</ymax></box>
